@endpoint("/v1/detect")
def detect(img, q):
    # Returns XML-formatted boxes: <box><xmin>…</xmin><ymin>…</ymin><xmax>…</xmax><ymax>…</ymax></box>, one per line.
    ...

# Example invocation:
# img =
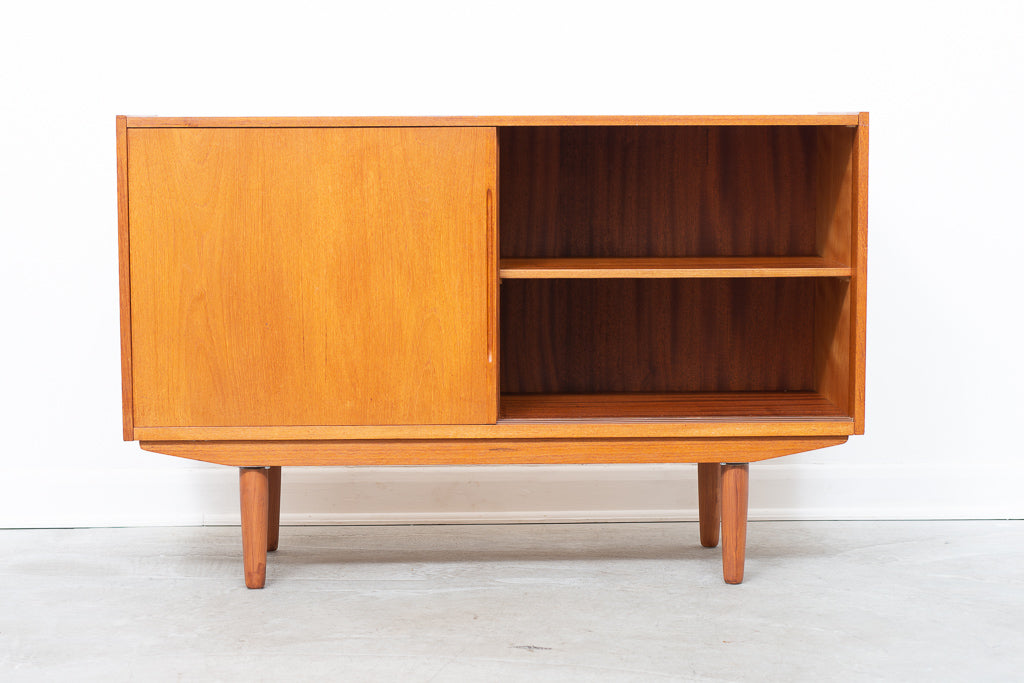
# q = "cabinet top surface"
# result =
<box><xmin>123</xmin><ymin>114</ymin><xmax>866</xmax><ymax>128</ymax></box>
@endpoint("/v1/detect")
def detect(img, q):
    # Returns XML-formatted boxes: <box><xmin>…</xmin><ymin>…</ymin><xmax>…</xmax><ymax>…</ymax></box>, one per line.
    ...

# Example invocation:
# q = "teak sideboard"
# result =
<box><xmin>116</xmin><ymin>114</ymin><xmax>868</xmax><ymax>587</ymax></box>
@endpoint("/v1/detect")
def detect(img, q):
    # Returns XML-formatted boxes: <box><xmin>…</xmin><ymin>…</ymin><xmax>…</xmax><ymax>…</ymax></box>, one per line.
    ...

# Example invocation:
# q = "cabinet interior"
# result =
<box><xmin>497</xmin><ymin>125</ymin><xmax>856</xmax><ymax>421</ymax></box>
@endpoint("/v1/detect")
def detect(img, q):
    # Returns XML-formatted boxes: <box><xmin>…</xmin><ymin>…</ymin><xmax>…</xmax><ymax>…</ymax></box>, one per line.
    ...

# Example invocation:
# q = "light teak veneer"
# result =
<box><xmin>117</xmin><ymin>114</ymin><xmax>868</xmax><ymax>587</ymax></box>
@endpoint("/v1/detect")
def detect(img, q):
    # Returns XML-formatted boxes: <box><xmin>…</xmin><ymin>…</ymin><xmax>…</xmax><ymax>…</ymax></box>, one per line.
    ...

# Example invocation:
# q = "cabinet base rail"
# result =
<box><xmin>237</xmin><ymin>462</ymin><xmax>750</xmax><ymax>588</ymax></box>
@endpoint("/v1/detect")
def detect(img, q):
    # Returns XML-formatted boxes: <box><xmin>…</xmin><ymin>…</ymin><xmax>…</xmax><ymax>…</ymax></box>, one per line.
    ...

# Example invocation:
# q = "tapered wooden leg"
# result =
<box><xmin>721</xmin><ymin>463</ymin><xmax>749</xmax><ymax>584</ymax></box>
<box><xmin>697</xmin><ymin>463</ymin><xmax>721</xmax><ymax>548</ymax></box>
<box><xmin>239</xmin><ymin>467</ymin><xmax>269</xmax><ymax>589</ymax></box>
<box><xmin>267</xmin><ymin>466</ymin><xmax>282</xmax><ymax>552</ymax></box>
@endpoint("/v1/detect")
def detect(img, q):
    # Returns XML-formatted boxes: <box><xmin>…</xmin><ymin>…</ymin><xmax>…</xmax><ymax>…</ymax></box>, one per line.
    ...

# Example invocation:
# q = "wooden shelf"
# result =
<box><xmin>499</xmin><ymin>392</ymin><xmax>851</xmax><ymax>421</ymax></box>
<box><xmin>499</xmin><ymin>257</ymin><xmax>852</xmax><ymax>279</ymax></box>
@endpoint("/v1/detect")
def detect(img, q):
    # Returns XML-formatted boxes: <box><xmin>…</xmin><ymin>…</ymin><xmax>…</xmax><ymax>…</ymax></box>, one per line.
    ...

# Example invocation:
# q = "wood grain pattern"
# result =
<box><xmin>267</xmin><ymin>466</ymin><xmax>281</xmax><ymax>552</ymax></box>
<box><xmin>239</xmin><ymin>467</ymin><xmax>269</xmax><ymax>589</ymax></box>
<box><xmin>499</xmin><ymin>126</ymin><xmax>818</xmax><ymax>259</ymax></box>
<box><xmin>128</xmin><ymin>127</ymin><xmax>496</xmax><ymax>427</ymax></box>
<box><xmin>814</xmin><ymin>278</ymin><xmax>852</xmax><ymax>415</ymax></box>
<box><xmin>721</xmin><ymin>463</ymin><xmax>749</xmax><ymax>584</ymax></box>
<box><xmin>500</xmin><ymin>392</ymin><xmax>846</xmax><ymax>420</ymax></box>
<box><xmin>484</xmin><ymin>134</ymin><xmax>500</xmax><ymax>421</ymax></box>
<box><xmin>133</xmin><ymin>418</ymin><xmax>854</xmax><ymax>441</ymax></box>
<box><xmin>490</xmin><ymin>139</ymin><xmax>502</xmax><ymax>413</ymax></box>
<box><xmin>118</xmin><ymin>114</ymin><xmax>868</xmax><ymax>589</ymax></box>
<box><xmin>501</xmin><ymin>279</ymin><xmax>816</xmax><ymax>394</ymax></box>
<box><xmin>816</xmin><ymin>127</ymin><xmax>855</xmax><ymax>266</ymax></box>
<box><xmin>852</xmin><ymin>113</ymin><xmax>870</xmax><ymax>433</ymax></box>
<box><xmin>125</xmin><ymin>115</ymin><xmax>862</xmax><ymax>128</ymax></box>
<box><xmin>140</xmin><ymin>436</ymin><xmax>848</xmax><ymax>466</ymax></box>
<box><xmin>500</xmin><ymin>257</ymin><xmax>851</xmax><ymax>278</ymax></box>
<box><xmin>698</xmin><ymin>463</ymin><xmax>721</xmax><ymax>547</ymax></box>
<box><xmin>812</xmin><ymin>124</ymin><xmax>856</xmax><ymax>418</ymax></box>
<box><xmin>116</xmin><ymin>115</ymin><xmax>133</xmax><ymax>441</ymax></box>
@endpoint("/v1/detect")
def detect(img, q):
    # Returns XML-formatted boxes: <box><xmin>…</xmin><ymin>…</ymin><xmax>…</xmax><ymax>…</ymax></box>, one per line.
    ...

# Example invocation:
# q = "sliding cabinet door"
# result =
<box><xmin>128</xmin><ymin>127</ymin><xmax>496</xmax><ymax>426</ymax></box>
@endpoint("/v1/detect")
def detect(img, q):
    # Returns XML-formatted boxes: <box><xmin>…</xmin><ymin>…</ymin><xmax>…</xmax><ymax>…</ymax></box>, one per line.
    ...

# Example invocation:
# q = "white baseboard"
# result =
<box><xmin>2</xmin><ymin>462</ymin><xmax>1021</xmax><ymax>528</ymax></box>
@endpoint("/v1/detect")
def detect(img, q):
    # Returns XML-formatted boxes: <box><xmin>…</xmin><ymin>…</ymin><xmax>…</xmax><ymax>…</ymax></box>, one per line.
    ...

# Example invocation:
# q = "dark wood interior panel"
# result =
<box><xmin>499</xmin><ymin>126</ymin><xmax>819</xmax><ymax>258</ymax></box>
<box><xmin>500</xmin><ymin>279</ymin><xmax>815</xmax><ymax>394</ymax></box>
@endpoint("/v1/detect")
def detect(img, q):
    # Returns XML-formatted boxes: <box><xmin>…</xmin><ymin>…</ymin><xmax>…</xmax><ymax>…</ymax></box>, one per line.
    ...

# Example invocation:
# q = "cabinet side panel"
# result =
<box><xmin>815</xmin><ymin>127</ymin><xmax>854</xmax><ymax>265</ymax></box>
<box><xmin>813</xmin><ymin>278</ymin><xmax>851</xmax><ymax>414</ymax></box>
<box><xmin>129</xmin><ymin>127</ymin><xmax>495</xmax><ymax>427</ymax></box>
<box><xmin>852</xmin><ymin>113</ymin><xmax>869</xmax><ymax>432</ymax></box>
<box><xmin>116</xmin><ymin>115</ymin><xmax>133</xmax><ymax>440</ymax></box>
<box><xmin>813</xmin><ymin>126</ymin><xmax>857</xmax><ymax>417</ymax></box>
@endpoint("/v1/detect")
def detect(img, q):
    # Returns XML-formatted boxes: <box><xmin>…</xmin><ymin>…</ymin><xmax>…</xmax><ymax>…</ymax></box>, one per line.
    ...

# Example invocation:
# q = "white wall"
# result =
<box><xmin>2</xmin><ymin>0</ymin><xmax>1021</xmax><ymax>528</ymax></box>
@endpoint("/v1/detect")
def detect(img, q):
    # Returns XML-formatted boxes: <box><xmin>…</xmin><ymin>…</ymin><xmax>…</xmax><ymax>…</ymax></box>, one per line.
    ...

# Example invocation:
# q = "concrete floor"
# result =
<box><xmin>1</xmin><ymin>522</ymin><xmax>1021</xmax><ymax>682</ymax></box>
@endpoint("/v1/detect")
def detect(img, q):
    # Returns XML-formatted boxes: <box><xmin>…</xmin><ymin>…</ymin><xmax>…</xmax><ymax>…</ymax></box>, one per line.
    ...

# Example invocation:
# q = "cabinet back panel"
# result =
<box><xmin>499</xmin><ymin>126</ymin><xmax>818</xmax><ymax>258</ymax></box>
<box><xmin>500</xmin><ymin>279</ymin><xmax>815</xmax><ymax>393</ymax></box>
<box><xmin>128</xmin><ymin>127</ymin><xmax>496</xmax><ymax>427</ymax></box>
